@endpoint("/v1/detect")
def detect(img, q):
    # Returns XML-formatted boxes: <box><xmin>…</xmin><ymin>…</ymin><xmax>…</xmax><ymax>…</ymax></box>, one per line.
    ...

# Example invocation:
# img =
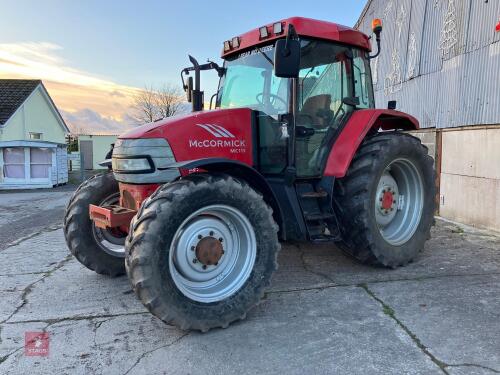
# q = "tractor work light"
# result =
<box><xmin>223</xmin><ymin>40</ymin><xmax>231</xmax><ymax>52</ymax></box>
<box><xmin>112</xmin><ymin>157</ymin><xmax>154</xmax><ymax>174</ymax></box>
<box><xmin>273</xmin><ymin>22</ymin><xmax>283</xmax><ymax>34</ymax></box>
<box><xmin>259</xmin><ymin>26</ymin><xmax>269</xmax><ymax>39</ymax></box>
<box><xmin>231</xmin><ymin>36</ymin><xmax>240</xmax><ymax>48</ymax></box>
<box><xmin>372</xmin><ymin>18</ymin><xmax>383</xmax><ymax>34</ymax></box>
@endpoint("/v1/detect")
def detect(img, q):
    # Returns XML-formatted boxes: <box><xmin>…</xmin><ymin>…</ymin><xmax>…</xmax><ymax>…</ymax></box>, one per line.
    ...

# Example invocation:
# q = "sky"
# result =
<box><xmin>0</xmin><ymin>0</ymin><xmax>367</xmax><ymax>133</ymax></box>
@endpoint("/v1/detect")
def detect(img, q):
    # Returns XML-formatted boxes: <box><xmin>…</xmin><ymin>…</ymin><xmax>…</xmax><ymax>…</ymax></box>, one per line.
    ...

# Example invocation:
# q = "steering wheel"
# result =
<box><xmin>255</xmin><ymin>93</ymin><xmax>288</xmax><ymax>109</ymax></box>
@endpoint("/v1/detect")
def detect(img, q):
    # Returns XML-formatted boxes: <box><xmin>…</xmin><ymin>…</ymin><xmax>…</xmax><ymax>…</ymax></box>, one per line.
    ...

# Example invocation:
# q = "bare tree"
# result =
<box><xmin>132</xmin><ymin>84</ymin><xmax>185</xmax><ymax>124</ymax></box>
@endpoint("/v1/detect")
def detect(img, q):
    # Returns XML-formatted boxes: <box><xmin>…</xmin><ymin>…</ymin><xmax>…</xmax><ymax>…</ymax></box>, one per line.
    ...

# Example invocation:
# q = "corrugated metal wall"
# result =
<box><xmin>357</xmin><ymin>0</ymin><xmax>500</xmax><ymax>129</ymax></box>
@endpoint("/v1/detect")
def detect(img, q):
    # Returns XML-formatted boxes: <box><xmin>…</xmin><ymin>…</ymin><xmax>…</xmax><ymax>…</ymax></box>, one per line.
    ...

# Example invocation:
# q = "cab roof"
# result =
<box><xmin>221</xmin><ymin>17</ymin><xmax>371</xmax><ymax>58</ymax></box>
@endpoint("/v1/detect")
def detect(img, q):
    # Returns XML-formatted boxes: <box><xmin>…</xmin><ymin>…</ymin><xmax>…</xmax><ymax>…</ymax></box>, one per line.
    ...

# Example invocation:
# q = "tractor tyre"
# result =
<box><xmin>125</xmin><ymin>174</ymin><xmax>280</xmax><ymax>332</ymax></box>
<box><xmin>334</xmin><ymin>132</ymin><xmax>435</xmax><ymax>268</ymax></box>
<box><xmin>64</xmin><ymin>173</ymin><xmax>126</xmax><ymax>276</ymax></box>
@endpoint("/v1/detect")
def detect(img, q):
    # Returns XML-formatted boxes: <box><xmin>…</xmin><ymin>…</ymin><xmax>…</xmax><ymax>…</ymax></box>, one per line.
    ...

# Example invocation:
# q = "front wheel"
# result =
<box><xmin>125</xmin><ymin>174</ymin><xmax>280</xmax><ymax>332</ymax></box>
<box><xmin>334</xmin><ymin>132</ymin><xmax>435</xmax><ymax>268</ymax></box>
<box><xmin>64</xmin><ymin>173</ymin><xmax>126</xmax><ymax>276</ymax></box>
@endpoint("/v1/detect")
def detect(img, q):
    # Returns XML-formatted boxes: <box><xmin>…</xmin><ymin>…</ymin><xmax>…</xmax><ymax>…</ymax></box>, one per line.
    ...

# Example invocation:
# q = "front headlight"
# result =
<box><xmin>112</xmin><ymin>157</ymin><xmax>154</xmax><ymax>173</ymax></box>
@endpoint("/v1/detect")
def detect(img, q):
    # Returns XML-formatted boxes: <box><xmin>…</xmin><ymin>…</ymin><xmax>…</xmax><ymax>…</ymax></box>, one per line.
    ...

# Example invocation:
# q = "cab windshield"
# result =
<box><xmin>217</xmin><ymin>45</ymin><xmax>289</xmax><ymax>117</ymax></box>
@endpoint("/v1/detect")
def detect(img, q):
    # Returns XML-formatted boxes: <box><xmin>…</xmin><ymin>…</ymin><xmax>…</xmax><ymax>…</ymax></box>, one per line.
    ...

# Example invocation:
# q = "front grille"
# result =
<box><xmin>112</xmin><ymin>138</ymin><xmax>179</xmax><ymax>184</ymax></box>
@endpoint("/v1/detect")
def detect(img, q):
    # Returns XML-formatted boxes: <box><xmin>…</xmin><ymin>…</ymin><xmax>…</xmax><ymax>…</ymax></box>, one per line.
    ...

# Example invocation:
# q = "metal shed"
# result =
<box><xmin>356</xmin><ymin>0</ymin><xmax>500</xmax><ymax>232</ymax></box>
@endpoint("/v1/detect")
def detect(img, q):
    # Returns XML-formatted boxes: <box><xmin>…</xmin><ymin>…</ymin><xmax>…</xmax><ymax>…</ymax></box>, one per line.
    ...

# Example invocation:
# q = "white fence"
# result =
<box><xmin>67</xmin><ymin>152</ymin><xmax>81</xmax><ymax>171</ymax></box>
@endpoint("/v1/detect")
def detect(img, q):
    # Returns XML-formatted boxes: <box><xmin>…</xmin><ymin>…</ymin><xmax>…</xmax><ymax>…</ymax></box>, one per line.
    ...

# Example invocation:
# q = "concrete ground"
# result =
<box><xmin>0</xmin><ymin>189</ymin><xmax>499</xmax><ymax>374</ymax></box>
<box><xmin>0</xmin><ymin>185</ymin><xmax>76</xmax><ymax>251</ymax></box>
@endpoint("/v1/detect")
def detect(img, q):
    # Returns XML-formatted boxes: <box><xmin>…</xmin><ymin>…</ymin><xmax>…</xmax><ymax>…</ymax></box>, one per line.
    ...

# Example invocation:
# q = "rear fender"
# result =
<box><xmin>324</xmin><ymin>109</ymin><xmax>419</xmax><ymax>178</ymax></box>
<box><xmin>164</xmin><ymin>158</ymin><xmax>286</xmax><ymax>239</ymax></box>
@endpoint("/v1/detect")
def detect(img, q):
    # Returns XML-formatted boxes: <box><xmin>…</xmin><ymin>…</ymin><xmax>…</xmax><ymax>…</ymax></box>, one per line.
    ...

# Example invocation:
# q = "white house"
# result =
<box><xmin>0</xmin><ymin>79</ymin><xmax>70</xmax><ymax>189</ymax></box>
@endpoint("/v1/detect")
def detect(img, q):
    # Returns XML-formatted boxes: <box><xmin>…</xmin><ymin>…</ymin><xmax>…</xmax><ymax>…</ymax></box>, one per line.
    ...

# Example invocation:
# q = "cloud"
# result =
<box><xmin>61</xmin><ymin>109</ymin><xmax>136</xmax><ymax>135</ymax></box>
<box><xmin>0</xmin><ymin>42</ymin><xmax>141</xmax><ymax>132</ymax></box>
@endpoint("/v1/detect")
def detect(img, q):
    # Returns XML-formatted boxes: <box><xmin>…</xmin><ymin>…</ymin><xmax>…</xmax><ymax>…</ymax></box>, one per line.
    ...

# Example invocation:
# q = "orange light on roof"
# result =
<box><xmin>372</xmin><ymin>18</ymin><xmax>383</xmax><ymax>34</ymax></box>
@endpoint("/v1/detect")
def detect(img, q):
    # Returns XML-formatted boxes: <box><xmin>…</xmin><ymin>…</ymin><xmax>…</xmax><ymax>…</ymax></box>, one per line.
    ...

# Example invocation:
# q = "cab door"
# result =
<box><xmin>295</xmin><ymin>40</ymin><xmax>354</xmax><ymax>177</ymax></box>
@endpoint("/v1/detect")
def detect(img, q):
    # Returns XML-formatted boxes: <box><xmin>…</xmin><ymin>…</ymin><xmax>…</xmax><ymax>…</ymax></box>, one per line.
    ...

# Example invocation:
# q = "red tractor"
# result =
<box><xmin>64</xmin><ymin>17</ymin><xmax>435</xmax><ymax>332</ymax></box>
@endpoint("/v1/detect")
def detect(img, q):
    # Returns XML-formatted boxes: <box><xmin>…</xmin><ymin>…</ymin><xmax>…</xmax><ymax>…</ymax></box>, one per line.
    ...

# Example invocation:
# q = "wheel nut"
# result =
<box><xmin>202</xmin><ymin>265</ymin><xmax>207</xmax><ymax>270</ymax></box>
<box><xmin>192</xmin><ymin>259</ymin><xmax>198</xmax><ymax>264</ymax></box>
<box><xmin>221</xmin><ymin>250</ymin><xmax>225</xmax><ymax>254</ymax></box>
<box><xmin>209</xmin><ymin>231</ymin><xmax>214</xmax><ymax>236</ymax></box>
<box><xmin>191</xmin><ymin>246</ymin><xmax>195</xmax><ymax>251</ymax></box>
<box><xmin>218</xmin><ymin>237</ymin><xmax>223</xmax><ymax>242</ymax></box>
<box><xmin>198</xmin><ymin>234</ymin><xmax>203</xmax><ymax>239</ymax></box>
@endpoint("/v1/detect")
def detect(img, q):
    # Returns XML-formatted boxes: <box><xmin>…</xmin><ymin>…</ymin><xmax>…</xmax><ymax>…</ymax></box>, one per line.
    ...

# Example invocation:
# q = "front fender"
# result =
<box><xmin>324</xmin><ymin>109</ymin><xmax>419</xmax><ymax>178</ymax></box>
<box><xmin>162</xmin><ymin>158</ymin><xmax>286</xmax><ymax>239</ymax></box>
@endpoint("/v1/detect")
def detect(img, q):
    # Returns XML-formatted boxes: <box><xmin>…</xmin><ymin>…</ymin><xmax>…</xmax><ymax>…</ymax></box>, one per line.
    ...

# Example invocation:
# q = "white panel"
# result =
<box><xmin>440</xmin><ymin>173</ymin><xmax>500</xmax><ymax>232</ymax></box>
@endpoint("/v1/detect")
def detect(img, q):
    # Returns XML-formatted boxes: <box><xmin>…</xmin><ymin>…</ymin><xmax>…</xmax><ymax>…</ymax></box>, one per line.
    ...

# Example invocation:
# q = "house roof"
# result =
<box><xmin>0</xmin><ymin>79</ymin><xmax>41</xmax><ymax>125</ymax></box>
<box><xmin>0</xmin><ymin>79</ymin><xmax>69</xmax><ymax>132</ymax></box>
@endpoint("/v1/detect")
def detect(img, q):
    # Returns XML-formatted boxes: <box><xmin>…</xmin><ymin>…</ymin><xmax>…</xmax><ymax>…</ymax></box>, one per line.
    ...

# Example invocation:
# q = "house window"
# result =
<box><xmin>3</xmin><ymin>148</ymin><xmax>25</xmax><ymax>179</ymax></box>
<box><xmin>30</xmin><ymin>148</ymin><xmax>52</xmax><ymax>179</ymax></box>
<box><xmin>29</xmin><ymin>132</ymin><xmax>42</xmax><ymax>140</ymax></box>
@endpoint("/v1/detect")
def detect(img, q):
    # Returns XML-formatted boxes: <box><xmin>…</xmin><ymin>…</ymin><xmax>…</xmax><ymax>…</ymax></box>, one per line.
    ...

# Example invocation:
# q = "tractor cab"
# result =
<box><xmin>182</xmin><ymin>17</ymin><xmax>377</xmax><ymax>178</ymax></box>
<box><xmin>214</xmin><ymin>37</ymin><xmax>374</xmax><ymax>177</ymax></box>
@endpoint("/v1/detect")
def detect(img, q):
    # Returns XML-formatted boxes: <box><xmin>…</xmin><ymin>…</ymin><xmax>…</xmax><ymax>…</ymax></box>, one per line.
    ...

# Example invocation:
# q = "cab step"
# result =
<box><xmin>305</xmin><ymin>213</ymin><xmax>335</xmax><ymax>221</ymax></box>
<box><xmin>296</xmin><ymin>180</ymin><xmax>342</xmax><ymax>243</ymax></box>
<box><xmin>300</xmin><ymin>190</ymin><xmax>328</xmax><ymax>198</ymax></box>
<box><xmin>310</xmin><ymin>234</ymin><xmax>341</xmax><ymax>243</ymax></box>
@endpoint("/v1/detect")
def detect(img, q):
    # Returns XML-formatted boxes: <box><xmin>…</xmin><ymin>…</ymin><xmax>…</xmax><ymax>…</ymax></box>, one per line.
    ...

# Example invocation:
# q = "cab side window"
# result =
<box><xmin>352</xmin><ymin>49</ymin><xmax>375</xmax><ymax>109</ymax></box>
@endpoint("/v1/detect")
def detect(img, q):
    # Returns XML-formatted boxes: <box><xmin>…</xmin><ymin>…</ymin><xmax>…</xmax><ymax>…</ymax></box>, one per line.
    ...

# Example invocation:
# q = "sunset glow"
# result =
<box><xmin>0</xmin><ymin>42</ymin><xmax>140</xmax><ymax>132</ymax></box>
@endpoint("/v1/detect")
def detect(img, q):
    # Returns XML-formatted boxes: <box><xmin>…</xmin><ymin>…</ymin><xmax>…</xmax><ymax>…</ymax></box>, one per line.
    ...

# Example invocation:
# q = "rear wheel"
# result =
<box><xmin>334</xmin><ymin>132</ymin><xmax>435</xmax><ymax>267</ymax></box>
<box><xmin>64</xmin><ymin>173</ymin><xmax>126</xmax><ymax>276</ymax></box>
<box><xmin>125</xmin><ymin>174</ymin><xmax>280</xmax><ymax>331</ymax></box>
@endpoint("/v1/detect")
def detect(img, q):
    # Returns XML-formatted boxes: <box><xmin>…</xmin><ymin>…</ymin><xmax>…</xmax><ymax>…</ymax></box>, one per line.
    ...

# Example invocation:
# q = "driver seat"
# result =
<box><xmin>301</xmin><ymin>94</ymin><xmax>332</xmax><ymax>128</ymax></box>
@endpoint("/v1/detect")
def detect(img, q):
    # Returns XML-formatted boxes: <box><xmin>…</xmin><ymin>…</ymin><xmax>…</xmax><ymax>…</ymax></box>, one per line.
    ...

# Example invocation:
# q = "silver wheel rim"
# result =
<box><xmin>374</xmin><ymin>158</ymin><xmax>424</xmax><ymax>246</ymax></box>
<box><xmin>92</xmin><ymin>193</ymin><xmax>126</xmax><ymax>257</ymax></box>
<box><xmin>169</xmin><ymin>205</ymin><xmax>257</xmax><ymax>303</ymax></box>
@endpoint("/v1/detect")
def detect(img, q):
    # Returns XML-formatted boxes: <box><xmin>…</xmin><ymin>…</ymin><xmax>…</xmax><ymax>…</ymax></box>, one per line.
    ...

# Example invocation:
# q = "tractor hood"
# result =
<box><xmin>119</xmin><ymin>108</ymin><xmax>255</xmax><ymax>167</ymax></box>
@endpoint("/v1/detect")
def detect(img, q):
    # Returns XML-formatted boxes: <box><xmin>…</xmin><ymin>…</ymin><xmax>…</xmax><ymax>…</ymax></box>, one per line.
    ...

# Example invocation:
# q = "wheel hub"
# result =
<box><xmin>375</xmin><ymin>173</ymin><xmax>399</xmax><ymax>226</ymax></box>
<box><xmin>381</xmin><ymin>190</ymin><xmax>395</xmax><ymax>211</ymax></box>
<box><xmin>92</xmin><ymin>192</ymin><xmax>126</xmax><ymax>257</ymax></box>
<box><xmin>378</xmin><ymin>187</ymin><xmax>397</xmax><ymax>215</ymax></box>
<box><xmin>195</xmin><ymin>236</ymin><xmax>224</xmax><ymax>266</ymax></box>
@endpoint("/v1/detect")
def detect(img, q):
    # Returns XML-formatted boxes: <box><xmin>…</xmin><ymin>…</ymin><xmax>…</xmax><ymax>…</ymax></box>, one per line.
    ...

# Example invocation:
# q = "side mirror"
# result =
<box><xmin>274</xmin><ymin>39</ymin><xmax>300</xmax><ymax>78</ymax></box>
<box><xmin>186</xmin><ymin>76</ymin><xmax>193</xmax><ymax>102</ymax></box>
